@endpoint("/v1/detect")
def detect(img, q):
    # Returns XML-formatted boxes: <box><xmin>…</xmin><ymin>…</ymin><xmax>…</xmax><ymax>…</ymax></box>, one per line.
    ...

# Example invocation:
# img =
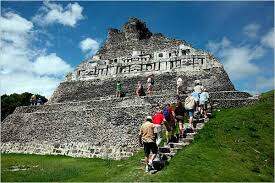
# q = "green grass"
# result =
<box><xmin>1</xmin><ymin>90</ymin><xmax>274</xmax><ymax>182</ymax></box>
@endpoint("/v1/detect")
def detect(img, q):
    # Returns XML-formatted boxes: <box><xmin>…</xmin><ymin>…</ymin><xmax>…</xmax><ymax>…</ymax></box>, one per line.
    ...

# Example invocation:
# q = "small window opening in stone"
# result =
<box><xmin>159</xmin><ymin>53</ymin><xmax>163</xmax><ymax>58</ymax></box>
<box><xmin>114</xmin><ymin>59</ymin><xmax>117</xmax><ymax>63</ymax></box>
<box><xmin>169</xmin><ymin>53</ymin><xmax>172</xmax><ymax>57</ymax></box>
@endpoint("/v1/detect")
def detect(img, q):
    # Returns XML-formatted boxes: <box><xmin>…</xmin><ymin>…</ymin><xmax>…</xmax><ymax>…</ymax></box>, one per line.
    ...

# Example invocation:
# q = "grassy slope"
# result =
<box><xmin>1</xmin><ymin>91</ymin><xmax>274</xmax><ymax>182</ymax></box>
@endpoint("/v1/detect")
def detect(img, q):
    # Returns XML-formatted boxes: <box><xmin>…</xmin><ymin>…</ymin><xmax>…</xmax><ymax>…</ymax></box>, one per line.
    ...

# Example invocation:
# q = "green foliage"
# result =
<box><xmin>1</xmin><ymin>92</ymin><xmax>48</xmax><ymax>121</ymax></box>
<box><xmin>1</xmin><ymin>91</ymin><xmax>274</xmax><ymax>182</ymax></box>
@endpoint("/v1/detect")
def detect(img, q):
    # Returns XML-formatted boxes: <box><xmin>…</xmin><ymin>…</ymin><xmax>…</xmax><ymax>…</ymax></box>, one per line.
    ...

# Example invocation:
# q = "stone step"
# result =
<box><xmin>195</xmin><ymin>123</ymin><xmax>205</xmax><ymax>130</ymax></box>
<box><xmin>140</xmin><ymin>113</ymin><xmax>208</xmax><ymax>168</ymax></box>
<box><xmin>180</xmin><ymin>137</ymin><xmax>194</xmax><ymax>143</ymax></box>
<box><xmin>170</xmin><ymin>147</ymin><xmax>182</xmax><ymax>152</ymax></box>
<box><xmin>212</xmin><ymin>98</ymin><xmax>258</xmax><ymax>108</ymax></box>
<box><xmin>186</xmin><ymin>132</ymin><xmax>196</xmax><ymax>138</ymax></box>
<box><xmin>168</xmin><ymin>142</ymin><xmax>189</xmax><ymax>148</ymax></box>
<box><xmin>193</xmin><ymin>118</ymin><xmax>205</xmax><ymax>123</ymax></box>
<box><xmin>159</xmin><ymin>147</ymin><xmax>171</xmax><ymax>153</ymax></box>
<box><xmin>159</xmin><ymin>152</ymin><xmax>176</xmax><ymax>157</ymax></box>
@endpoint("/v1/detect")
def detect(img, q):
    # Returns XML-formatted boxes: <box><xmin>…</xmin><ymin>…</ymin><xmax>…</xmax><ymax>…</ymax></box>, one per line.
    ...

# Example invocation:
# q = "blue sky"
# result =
<box><xmin>0</xmin><ymin>1</ymin><xmax>274</xmax><ymax>97</ymax></box>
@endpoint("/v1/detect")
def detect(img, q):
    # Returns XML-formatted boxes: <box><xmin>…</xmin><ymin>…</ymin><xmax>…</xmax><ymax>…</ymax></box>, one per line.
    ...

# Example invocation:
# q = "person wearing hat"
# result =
<box><xmin>30</xmin><ymin>94</ymin><xmax>37</xmax><ymax>106</ymax></box>
<box><xmin>194</xmin><ymin>80</ymin><xmax>203</xmax><ymax>93</ymax></box>
<box><xmin>193</xmin><ymin>80</ymin><xmax>204</xmax><ymax>112</ymax></box>
<box><xmin>139</xmin><ymin>115</ymin><xmax>158</xmax><ymax>172</ymax></box>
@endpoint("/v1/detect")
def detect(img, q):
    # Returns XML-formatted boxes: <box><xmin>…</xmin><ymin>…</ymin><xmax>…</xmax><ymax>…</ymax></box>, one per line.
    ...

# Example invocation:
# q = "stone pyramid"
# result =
<box><xmin>1</xmin><ymin>17</ymin><xmax>257</xmax><ymax>159</ymax></box>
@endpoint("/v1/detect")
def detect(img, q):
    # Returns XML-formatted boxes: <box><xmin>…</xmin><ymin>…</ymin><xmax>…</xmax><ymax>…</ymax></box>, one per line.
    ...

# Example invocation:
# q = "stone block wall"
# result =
<box><xmin>1</xmin><ymin>90</ymin><xmax>257</xmax><ymax>159</ymax></box>
<box><xmin>1</xmin><ymin>104</ymin><xmax>154</xmax><ymax>159</ymax></box>
<box><xmin>50</xmin><ymin>67</ymin><xmax>235</xmax><ymax>103</ymax></box>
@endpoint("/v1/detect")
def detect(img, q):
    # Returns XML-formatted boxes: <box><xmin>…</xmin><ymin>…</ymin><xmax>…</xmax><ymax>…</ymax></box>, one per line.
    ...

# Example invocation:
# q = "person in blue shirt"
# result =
<box><xmin>199</xmin><ymin>88</ymin><xmax>210</xmax><ymax>119</ymax></box>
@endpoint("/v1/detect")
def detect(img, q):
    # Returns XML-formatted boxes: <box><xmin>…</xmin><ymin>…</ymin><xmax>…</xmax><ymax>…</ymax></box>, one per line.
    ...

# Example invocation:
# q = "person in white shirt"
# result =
<box><xmin>193</xmin><ymin>80</ymin><xmax>204</xmax><ymax>112</ymax></box>
<box><xmin>176</xmin><ymin>77</ymin><xmax>183</xmax><ymax>95</ymax></box>
<box><xmin>147</xmin><ymin>76</ymin><xmax>154</xmax><ymax>96</ymax></box>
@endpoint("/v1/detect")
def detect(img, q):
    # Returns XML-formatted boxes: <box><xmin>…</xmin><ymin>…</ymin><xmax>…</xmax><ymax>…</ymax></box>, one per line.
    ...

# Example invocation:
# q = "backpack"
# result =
<box><xmin>163</xmin><ymin>107</ymin><xmax>170</xmax><ymax>120</ymax></box>
<box><xmin>184</xmin><ymin>96</ymin><xmax>196</xmax><ymax>110</ymax></box>
<box><xmin>151</xmin><ymin>78</ymin><xmax>155</xmax><ymax>85</ymax></box>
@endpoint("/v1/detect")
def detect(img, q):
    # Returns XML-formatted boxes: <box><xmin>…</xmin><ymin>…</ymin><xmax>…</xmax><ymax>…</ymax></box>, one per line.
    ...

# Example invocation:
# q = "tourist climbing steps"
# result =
<box><xmin>140</xmin><ymin>116</ymin><xmax>209</xmax><ymax>173</ymax></box>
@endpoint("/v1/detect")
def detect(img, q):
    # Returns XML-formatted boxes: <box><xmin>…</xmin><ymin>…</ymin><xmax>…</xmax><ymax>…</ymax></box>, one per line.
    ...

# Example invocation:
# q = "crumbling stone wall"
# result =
<box><xmin>50</xmin><ymin>67</ymin><xmax>235</xmax><ymax>103</ymax></box>
<box><xmin>1</xmin><ymin>92</ymin><xmax>257</xmax><ymax>159</ymax></box>
<box><xmin>1</xmin><ymin>102</ymin><xmax>154</xmax><ymax>159</ymax></box>
<box><xmin>97</xmin><ymin>17</ymin><xmax>188</xmax><ymax>60</ymax></box>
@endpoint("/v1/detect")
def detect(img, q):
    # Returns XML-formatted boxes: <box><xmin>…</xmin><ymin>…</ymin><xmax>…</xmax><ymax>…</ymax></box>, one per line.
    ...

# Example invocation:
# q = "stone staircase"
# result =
<box><xmin>140</xmin><ymin>117</ymin><xmax>208</xmax><ymax>173</ymax></box>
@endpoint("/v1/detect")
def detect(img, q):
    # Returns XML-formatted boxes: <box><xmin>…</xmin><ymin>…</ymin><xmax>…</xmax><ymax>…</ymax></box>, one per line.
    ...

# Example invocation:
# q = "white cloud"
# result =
<box><xmin>79</xmin><ymin>38</ymin><xmax>100</xmax><ymax>56</ymax></box>
<box><xmin>206</xmin><ymin>37</ymin><xmax>230</xmax><ymax>53</ymax></box>
<box><xmin>222</xmin><ymin>46</ymin><xmax>261</xmax><ymax>79</ymax></box>
<box><xmin>261</xmin><ymin>28</ymin><xmax>275</xmax><ymax>48</ymax></box>
<box><xmin>256</xmin><ymin>76</ymin><xmax>274</xmax><ymax>91</ymax></box>
<box><xmin>32</xmin><ymin>2</ymin><xmax>84</xmax><ymax>27</ymax></box>
<box><xmin>0</xmin><ymin>12</ymin><xmax>33</xmax><ymax>33</ymax></box>
<box><xmin>0</xmin><ymin>72</ymin><xmax>60</xmax><ymax>98</ymax></box>
<box><xmin>0</xmin><ymin>12</ymin><xmax>34</xmax><ymax>73</ymax></box>
<box><xmin>0</xmin><ymin>11</ymin><xmax>72</xmax><ymax>97</ymax></box>
<box><xmin>33</xmin><ymin>53</ymin><xmax>72</xmax><ymax>76</ymax></box>
<box><xmin>243</xmin><ymin>23</ymin><xmax>260</xmax><ymax>38</ymax></box>
<box><xmin>207</xmin><ymin>37</ymin><xmax>264</xmax><ymax>80</ymax></box>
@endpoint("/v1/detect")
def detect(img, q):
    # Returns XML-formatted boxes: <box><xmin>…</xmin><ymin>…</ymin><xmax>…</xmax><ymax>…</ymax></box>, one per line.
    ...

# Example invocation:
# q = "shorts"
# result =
<box><xmin>175</xmin><ymin>115</ymin><xmax>184</xmax><ymax>122</ymax></box>
<box><xmin>143</xmin><ymin>142</ymin><xmax>158</xmax><ymax>157</ymax></box>
<box><xmin>164</xmin><ymin>121</ymin><xmax>172</xmax><ymax>132</ymax></box>
<box><xmin>187</xmin><ymin>109</ymin><xmax>194</xmax><ymax>117</ymax></box>
<box><xmin>200</xmin><ymin>102</ymin><xmax>208</xmax><ymax>110</ymax></box>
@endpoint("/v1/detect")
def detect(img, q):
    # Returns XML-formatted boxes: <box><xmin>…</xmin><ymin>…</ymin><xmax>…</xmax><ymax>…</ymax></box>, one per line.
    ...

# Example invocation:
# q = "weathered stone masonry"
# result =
<box><xmin>1</xmin><ymin>17</ymin><xmax>257</xmax><ymax>159</ymax></box>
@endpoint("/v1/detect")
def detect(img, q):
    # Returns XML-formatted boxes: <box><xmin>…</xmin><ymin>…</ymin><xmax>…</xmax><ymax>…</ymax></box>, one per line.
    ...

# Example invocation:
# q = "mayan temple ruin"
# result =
<box><xmin>1</xmin><ymin>18</ymin><xmax>257</xmax><ymax>159</ymax></box>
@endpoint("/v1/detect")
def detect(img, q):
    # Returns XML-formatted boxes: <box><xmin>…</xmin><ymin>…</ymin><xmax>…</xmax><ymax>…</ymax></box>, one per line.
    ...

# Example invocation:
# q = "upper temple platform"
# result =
<box><xmin>66</xmin><ymin>17</ymin><xmax>225</xmax><ymax>82</ymax></box>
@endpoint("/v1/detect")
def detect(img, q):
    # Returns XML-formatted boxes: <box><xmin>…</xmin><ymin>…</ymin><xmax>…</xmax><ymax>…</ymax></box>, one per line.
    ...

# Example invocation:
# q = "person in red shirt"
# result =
<box><xmin>152</xmin><ymin>105</ymin><xmax>166</xmax><ymax>146</ymax></box>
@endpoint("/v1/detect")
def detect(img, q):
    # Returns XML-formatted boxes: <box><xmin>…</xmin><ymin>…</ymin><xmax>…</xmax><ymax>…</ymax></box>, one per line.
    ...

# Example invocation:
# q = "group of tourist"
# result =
<box><xmin>30</xmin><ymin>95</ymin><xmax>44</xmax><ymax>106</ymax></box>
<box><xmin>116</xmin><ymin>75</ymin><xmax>155</xmax><ymax>97</ymax></box>
<box><xmin>138</xmin><ymin>79</ymin><xmax>210</xmax><ymax>173</ymax></box>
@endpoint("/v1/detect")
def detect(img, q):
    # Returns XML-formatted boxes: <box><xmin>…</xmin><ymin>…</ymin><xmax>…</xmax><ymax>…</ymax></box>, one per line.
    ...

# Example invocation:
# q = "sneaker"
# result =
<box><xmin>149</xmin><ymin>169</ymin><xmax>158</xmax><ymax>174</ymax></box>
<box><xmin>145</xmin><ymin>164</ymin><xmax>149</xmax><ymax>173</ymax></box>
